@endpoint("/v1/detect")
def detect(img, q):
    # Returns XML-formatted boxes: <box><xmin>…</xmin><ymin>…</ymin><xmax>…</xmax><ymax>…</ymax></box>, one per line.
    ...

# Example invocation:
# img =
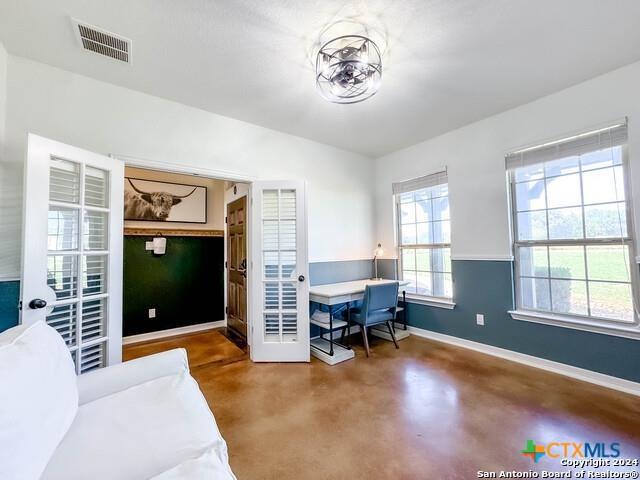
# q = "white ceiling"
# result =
<box><xmin>2</xmin><ymin>0</ymin><xmax>640</xmax><ymax>157</ymax></box>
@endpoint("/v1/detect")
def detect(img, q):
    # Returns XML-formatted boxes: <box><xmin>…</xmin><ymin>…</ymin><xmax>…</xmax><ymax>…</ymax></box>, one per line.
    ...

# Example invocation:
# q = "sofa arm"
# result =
<box><xmin>77</xmin><ymin>348</ymin><xmax>189</xmax><ymax>405</ymax></box>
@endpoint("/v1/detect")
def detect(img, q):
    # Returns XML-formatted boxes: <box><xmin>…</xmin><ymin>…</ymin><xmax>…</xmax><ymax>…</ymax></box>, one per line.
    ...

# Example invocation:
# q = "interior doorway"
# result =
<box><xmin>119</xmin><ymin>163</ymin><xmax>250</xmax><ymax>366</ymax></box>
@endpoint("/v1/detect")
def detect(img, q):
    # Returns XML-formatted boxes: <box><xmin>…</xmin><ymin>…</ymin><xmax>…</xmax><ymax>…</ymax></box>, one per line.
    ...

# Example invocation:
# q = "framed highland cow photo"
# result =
<box><xmin>124</xmin><ymin>177</ymin><xmax>207</xmax><ymax>223</ymax></box>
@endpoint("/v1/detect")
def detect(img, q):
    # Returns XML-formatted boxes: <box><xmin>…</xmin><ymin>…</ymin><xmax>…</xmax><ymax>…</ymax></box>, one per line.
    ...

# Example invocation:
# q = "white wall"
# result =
<box><xmin>0</xmin><ymin>43</ymin><xmax>20</xmax><ymax>281</ymax></box>
<box><xmin>375</xmin><ymin>60</ymin><xmax>640</xmax><ymax>261</ymax></box>
<box><xmin>123</xmin><ymin>166</ymin><xmax>226</xmax><ymax>231</ymax></box>
<box><xmin>0</xmin><ymin>42</ymin><xmax>6</xmax><ymax>147</ymax></box>
<box><xmin>0</xmin><ymin>55</ymin><xmax>376</xmax><ymax>279</ymax></box>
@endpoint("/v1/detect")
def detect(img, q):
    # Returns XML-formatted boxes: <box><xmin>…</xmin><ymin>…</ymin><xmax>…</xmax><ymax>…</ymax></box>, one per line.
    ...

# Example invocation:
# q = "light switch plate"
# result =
<box><xmin>476</xmin><ymin>314</ymin><xmax>485</xmax><ymax>326</ymax></box>
<box><xmin>149</xmin><ymin>308</ymin><xmax>156</xmax><ymax>319</ymax></box>
<box><xmin>145</xmin><ymin>241</ymin><xmax>154</xmax><ymax>251</ymax></box>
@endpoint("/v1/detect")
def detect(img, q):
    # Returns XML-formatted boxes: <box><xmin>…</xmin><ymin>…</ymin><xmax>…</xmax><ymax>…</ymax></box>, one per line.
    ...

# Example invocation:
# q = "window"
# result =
<box><xmin>507</xmin><ymin>122</ymin><xmax>639</xmax><ymax>330</ymax></box>
<box><xmin>393</xmin><ymin>171</ymin><xmax>452</xmax><ymax>300</ymax></box>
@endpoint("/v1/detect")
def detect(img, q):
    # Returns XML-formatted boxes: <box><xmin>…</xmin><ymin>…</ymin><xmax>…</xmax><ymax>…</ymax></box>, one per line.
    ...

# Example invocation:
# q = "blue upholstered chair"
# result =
<box><xmin>349</xmin><ymin>282</ymin><xmax>400</xmax><ymax>357</ymax></box>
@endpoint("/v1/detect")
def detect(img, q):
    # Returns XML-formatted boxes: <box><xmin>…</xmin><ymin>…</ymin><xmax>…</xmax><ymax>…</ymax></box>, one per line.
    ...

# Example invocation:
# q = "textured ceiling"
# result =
<box><xmin>1</xmin><ymin>0</ymin><xmax>640</xmax><ymax>157</ymax></box>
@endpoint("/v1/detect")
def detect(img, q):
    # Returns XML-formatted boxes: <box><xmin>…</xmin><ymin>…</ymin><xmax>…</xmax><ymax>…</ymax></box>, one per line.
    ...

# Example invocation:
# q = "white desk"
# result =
<box><xmin>309</xmin><ymin>279</ymin><xmax>408</xmax><ymax>305</ymax></box>
<box><xmin>309</xmin><ymin>279</ymin><xmax>410</xmax><ymax>365</ymax></box>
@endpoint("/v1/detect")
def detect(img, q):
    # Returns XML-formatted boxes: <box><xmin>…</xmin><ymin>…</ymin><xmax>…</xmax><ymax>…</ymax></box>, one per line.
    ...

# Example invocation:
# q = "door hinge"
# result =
<box><xmin>18</xmin><ymin>300</ymin><xmax>23</xmax><ymax>311</ymax></box>
<box><xmin>225</xmin><ymin>261</ymin><xmax>228</xmax><ymax>268</ymax></box>
<box><xmin>225</xmin><ymin>216</ymin><xmax>228</xmax><ymax>224</ymax></box>
<box><xmin>225</xmin><ymin>306</ymin><xmax>228</xmax><ymax>314</ymax></box>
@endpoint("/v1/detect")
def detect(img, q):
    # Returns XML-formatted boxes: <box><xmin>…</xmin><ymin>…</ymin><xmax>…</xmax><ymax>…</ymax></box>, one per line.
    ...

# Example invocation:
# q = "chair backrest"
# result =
<box><xmin>362</xmin><ymin>282</ymin><xmax>399</xmax><ymax>321</ymax></box>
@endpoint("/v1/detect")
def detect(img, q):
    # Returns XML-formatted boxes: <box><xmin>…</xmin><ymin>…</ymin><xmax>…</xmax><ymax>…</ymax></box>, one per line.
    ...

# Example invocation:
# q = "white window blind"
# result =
<box><xmin>392</xmin><ymin>169</ymin><xmax>447</xmax><ymax>195</ymax></box>
<box><xmin>506</xmin><ymin>121</ymin><xmax>628</xmax><ymax>170</ymax></box>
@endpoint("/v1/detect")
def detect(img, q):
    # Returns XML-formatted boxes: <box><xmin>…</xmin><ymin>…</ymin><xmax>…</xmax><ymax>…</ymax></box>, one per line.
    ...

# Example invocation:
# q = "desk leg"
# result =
<box><xmin>329</xmin><ymin>304</ymin><xmax>334</xmax><ymax>356</ymax></box>
<box><xmin>346</xmin><ymin>301</ymin><xmax>351</xmax><ymax>348</ymax></box>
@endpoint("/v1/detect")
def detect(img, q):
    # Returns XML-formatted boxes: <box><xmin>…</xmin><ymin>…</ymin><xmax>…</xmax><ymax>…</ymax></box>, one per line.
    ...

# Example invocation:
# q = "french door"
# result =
<box><xmin>21</xmin><ymin>134</ymin><xmax>124</xmax><ymax>373</ymax></box>
<box><xmin>250</xmin><ymin>181</ymin><xmax>309</xmax><ymax>362</ymax></box>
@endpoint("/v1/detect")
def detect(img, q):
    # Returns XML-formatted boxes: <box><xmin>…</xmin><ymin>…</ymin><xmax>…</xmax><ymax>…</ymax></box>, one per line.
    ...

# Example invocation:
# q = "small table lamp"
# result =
<box><xmin>372</xmin><ymin>243</ymin><xmax>383</xmax><ymax>280</ymax></box>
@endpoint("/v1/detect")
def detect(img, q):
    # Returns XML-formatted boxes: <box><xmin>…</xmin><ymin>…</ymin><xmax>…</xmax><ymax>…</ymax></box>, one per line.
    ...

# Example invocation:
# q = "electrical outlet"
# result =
<box><xmin>149</xmin><ymin>308</ymin><xmax>156</xmax><ymax>319</ymax></box>
<box><xmin>476</xmin><ymin>314</ymin><xmax>485</xmax><ymax>326</ymax></box>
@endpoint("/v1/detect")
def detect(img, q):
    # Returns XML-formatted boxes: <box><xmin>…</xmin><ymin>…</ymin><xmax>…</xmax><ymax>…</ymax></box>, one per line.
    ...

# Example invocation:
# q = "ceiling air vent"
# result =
<box><xmin>71</xmin><ymin>19</ymin><xmax>131</xmax><ymax>63</ymax></box>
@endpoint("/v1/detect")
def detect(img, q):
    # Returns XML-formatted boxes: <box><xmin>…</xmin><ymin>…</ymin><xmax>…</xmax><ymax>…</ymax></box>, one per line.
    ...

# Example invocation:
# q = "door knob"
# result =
<box><xmin>298</xmin><ymin>275</ymin><xmax>305</xmax><ymax>282</ymax></box>
<box><xmin>29</xmin><ymin>298</ymin><xmax>47</xmax><ymax>309</ymax></box>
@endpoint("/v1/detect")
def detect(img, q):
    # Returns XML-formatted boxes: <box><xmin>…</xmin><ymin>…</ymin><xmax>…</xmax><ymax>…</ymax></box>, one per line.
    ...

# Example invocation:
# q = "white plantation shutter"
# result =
<box><xmin>45</xmin><ymin>158</ymin><xmax>113</xmax><ymax>372</ymax></box>
<box><xmin>251</xmin><ymin>180</ymin><xmax>309</xmax><ymax>362</ymax></box>
<box><xmin>23</xmin><ymin>136</ymin><xmax>123</xmax><ymax>375</ymax></box>
<box><xmin>262</xmin><ymin>189</ymin><xmax>298</xmax><ymax>341</ymax></box>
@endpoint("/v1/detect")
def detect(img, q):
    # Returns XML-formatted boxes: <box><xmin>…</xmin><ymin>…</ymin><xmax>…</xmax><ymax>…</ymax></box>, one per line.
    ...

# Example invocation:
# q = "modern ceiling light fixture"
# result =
<box><xmin>315</xmin><ymin>35</ymin><xmax>382</xmax><ymax>104</ymax></box>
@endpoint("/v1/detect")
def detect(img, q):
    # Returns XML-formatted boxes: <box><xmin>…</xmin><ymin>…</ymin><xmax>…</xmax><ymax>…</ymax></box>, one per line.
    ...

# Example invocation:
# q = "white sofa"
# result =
<box><xmin>0</xmin><ymin>321</ymin><xmax>236</xmax><ymax>480</ymax></box>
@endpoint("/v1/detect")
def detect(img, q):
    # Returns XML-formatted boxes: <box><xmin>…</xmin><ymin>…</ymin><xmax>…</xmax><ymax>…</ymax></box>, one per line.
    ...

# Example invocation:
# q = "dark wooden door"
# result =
<box><xmin>227</xmin><ymin>196</ymin><xmax>247</xmax><ymax>337</ymax></box>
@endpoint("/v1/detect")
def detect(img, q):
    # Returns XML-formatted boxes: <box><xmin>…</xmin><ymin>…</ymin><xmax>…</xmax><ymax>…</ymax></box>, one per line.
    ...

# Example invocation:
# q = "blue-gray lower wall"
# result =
<box><xmin>0</xmin><ymin>280</ymin><xmax>20</xmax><ymax>332</ymax></box>
<box><xmin>308</xmin><ymin>259</ymin><xmax>373</xmax><ymax>337</ymax></box>
<box><xmin>0</xmin><ymin>260</ymin><xmax>375</xmax><ymax>334</ymax></box>
<box><xmin>403</xmin><ymin>260</ymin><xmax>640</xmax><ymax>383</ymax></box>
<box><xmin>309</xmin><ymin>259</ymin><xmax>373</xmax><ymax>286</ymax></box>
<box><xmin>4</xmin><ymin>259</ymin><xmax>639</xmax><ymax>383</ymax></box>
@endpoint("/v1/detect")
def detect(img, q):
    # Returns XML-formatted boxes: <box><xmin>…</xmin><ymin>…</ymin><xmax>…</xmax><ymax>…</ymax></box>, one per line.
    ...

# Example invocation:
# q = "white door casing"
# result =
<box><xmin>224</xmin><ymin>182</ymin><xmax>250</xmax><ymax>343</ymax></box>
<box><xmin>21</xmin><ymin>134</ymin><xmax>124</xmax><ymax>373</ymax></box>
<box><xmin>250</xmin><ymin>180</ymin><xmax>309</xmax><ymax>362</ymax></box>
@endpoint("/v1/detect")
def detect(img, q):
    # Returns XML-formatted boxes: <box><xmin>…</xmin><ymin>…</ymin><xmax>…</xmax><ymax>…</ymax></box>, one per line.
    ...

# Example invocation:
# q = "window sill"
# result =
<box><xmin>509</xmin><ymin>310</ymin><xmax>640</xmax><ymax>341</ymax></box>
<box><xmin>403</xmin><ymin>294</ymin><xmax>456</xmax><ymax>310</ymax></box>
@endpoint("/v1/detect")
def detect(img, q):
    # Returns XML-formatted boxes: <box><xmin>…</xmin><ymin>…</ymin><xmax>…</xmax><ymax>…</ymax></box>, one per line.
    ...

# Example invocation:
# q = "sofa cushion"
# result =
<box><xmin>0</xmin><ymin>321</ymin><xmax>78</xmax><ymax>480</ymax></box>
<box><xmin>151</xmin><ymin>447</ymin><xmax>237</xmax><ymax>480</ymax></box>
<box><xmin>42</xmin><ymin>370</ymin><xmax>232</xmax><ymax>480</ymax></box>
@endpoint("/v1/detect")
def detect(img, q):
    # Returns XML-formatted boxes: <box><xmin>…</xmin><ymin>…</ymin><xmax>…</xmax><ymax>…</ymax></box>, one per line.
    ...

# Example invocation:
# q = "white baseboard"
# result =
<box><xmin>123</xmin><ymin>321</ymin><xmax>226</xmax><ymax>345</ymax></box>
<box><xmin>408</xmin><ymin>326</ymin><xmax>640</xmax><ymax>397</ymax></box>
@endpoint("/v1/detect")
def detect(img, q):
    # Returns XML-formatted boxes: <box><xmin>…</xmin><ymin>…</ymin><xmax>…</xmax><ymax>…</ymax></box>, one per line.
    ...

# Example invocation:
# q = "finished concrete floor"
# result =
<box><xmin>123</xmin><ymin>329</ymin><xmax>246</xmax><ymax>368</ymax></box>
<box><xmin>189</xmin><ymin>334</ymin><xmax>640</xmax><ymax>479</ymax></box>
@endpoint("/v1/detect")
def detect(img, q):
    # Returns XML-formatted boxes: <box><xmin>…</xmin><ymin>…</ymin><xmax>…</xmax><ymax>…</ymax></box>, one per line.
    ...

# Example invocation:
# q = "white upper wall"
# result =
<box><xmin>0</xmin><ymin>42</ymin><xmax>6</xmax><ymax>147</ymax></box>
<box><xmin>0</xmin><ymin>55</ymin><xmax>375</xmax><ymax>279</ymax></box>
<box><xmin>0</xmin><ymin>42</ymin><xmax>16</xmax><ymax>279</ymax></box>
<box><xmin>374</xmin><ymin>60</ymin><xmax>640</xmax><ymax>261</ymax></box>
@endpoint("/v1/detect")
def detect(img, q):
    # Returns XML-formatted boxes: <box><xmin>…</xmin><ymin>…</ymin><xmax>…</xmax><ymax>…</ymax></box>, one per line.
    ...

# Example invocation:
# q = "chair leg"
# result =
<box><xmin>340</xmin><ymin>314</ymin><xmax>351</xmax><ymax>346</ymax></box>
<box><xmin>386</xmin><ymin>321</ymin><xmax>399</xmax><ymax>349</ymax></box>
<box><xmin>361</xmin><ymin>325</ymin><xmax>370</xmax><ymax>357</ymax></box>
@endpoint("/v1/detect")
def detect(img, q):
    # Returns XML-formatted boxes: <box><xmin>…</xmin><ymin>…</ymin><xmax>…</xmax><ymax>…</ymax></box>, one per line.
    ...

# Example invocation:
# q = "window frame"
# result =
<box><xmin>509</xmin><ymin>144</ymin><xmax>640</xmax><ymax>335</ymax></box>
<box><xmin>395</xmin><ymin>184</ymin><xmax>454</xmax><ymax>304</ymax></box>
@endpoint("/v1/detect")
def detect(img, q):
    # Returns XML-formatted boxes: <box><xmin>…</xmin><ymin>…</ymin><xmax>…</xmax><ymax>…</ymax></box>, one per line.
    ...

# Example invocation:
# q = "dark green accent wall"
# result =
<box><xmin>0</xmin><ymin>280</ymin><xmax>20</xmax><ymax>332</ymax></box>
<box><xmin>405</xmin><ymin>260</ymin><xmax>640</xmax><ymax>383</ymax></box>
<box><xmin>123</xmin><ymin>236</ymin><xmax>224</xmax><ymax>337</ymax></box>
